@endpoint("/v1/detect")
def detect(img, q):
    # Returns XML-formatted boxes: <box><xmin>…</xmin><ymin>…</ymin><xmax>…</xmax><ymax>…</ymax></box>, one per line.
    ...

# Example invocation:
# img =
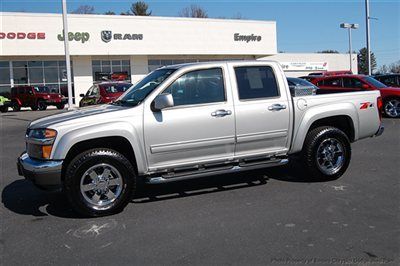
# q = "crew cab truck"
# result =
<box><xmin>17</xmin><ymin>61</ymin><xmax>384</xmax><ymax>217</ymax></box>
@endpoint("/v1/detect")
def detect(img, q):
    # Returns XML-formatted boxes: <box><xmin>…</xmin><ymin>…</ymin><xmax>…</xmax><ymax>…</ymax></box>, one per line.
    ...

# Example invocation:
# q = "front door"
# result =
<box><xmin>143</xmin><ymin>67</ymin><xmax>236</xmax><ymax>171</ymax></box>
<box><xmin>229</xmin><ymin>64</ymin><xmax>291</xmax><ymax>158</ymax></box>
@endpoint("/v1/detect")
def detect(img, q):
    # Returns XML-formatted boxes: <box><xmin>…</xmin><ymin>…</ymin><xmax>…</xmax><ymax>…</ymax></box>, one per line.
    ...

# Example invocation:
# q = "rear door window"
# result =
<box><xmin>323</xmin><ymin>78</ymin><xmax>342</xmax><ymax>87</ymax></box>
<box><xmin>343</xmin><ymin>78</ymin><xmax>364</xmax><ymax>88</ymax></box>
<box><xmin>234</xmin><ymin>66</ymin><xmax>279</xmax><ymax>100</ymax></box>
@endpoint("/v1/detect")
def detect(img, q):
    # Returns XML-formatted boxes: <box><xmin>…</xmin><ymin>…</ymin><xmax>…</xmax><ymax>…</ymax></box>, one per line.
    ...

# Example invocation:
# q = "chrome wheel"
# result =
<box><xmin>384</xmin><ymin>99</ymin><xmax>400</xmax><ymax>118</ymax></box>
<box><xmin>316</xmin><ymin>138</ymin><xmax>345</xmax><ymax>175</ymax></box>
<box><xmin>80</xmin><ymin>163</ymin><xmax>123</xmax><ymax>209</ymax></box>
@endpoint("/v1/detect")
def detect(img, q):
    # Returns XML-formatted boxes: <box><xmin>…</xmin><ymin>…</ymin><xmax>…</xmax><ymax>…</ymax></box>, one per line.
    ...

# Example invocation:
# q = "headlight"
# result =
<box><xmin>26</xmin><ymin>128</ymin><xmax>57</xmax><ymax>159</ymax></box>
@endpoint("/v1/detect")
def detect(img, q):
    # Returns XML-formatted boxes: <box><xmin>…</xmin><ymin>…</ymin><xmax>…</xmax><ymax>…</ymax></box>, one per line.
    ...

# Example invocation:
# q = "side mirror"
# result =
<box><xmin>79</xmin><ymin>93</ymin><xmax>85</xmax><ymax>97</ymax></box>
<box><xmin>152</xmin><ymin>93</ymin><xmax>174</xmax><ymax>112</ymax></box>
<box><xmin>362</xmin><ymin>84</ymin><xmax>370</xmax><ymax>89</ymax></box>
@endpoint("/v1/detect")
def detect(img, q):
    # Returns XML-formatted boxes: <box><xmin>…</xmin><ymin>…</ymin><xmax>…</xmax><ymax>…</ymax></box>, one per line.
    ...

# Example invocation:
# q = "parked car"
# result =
<box><xmin>17</xmin><ymin>61</ymin><xmax>383</xmax><ymax>216</ymax></box>
<box><xmin>308</xmin><ymin>70</ymin><xmax>352</xmax><ymax>76</ymax></box>
<box><xmin>10</xmin><ymin>85</ymin><xmax>66</xmax><ymax>111</ymax></box>
<box><xmin>287</xmin><ymin>77</ymin><xmax>319</xmax><ymax>96</ymax></box>
<box><xmin>79</xmin><ymin>82</ymin><xmax>132</xmax><ymax>107</ymax></box>
<box><xmin>374</xmin><ymin>74</ymin><xmax>400</xmax><ymax>88</ymax></box>
<box><xmin>310</xmin><ymin>75</ymin><xmax>400</xmax><ymax>118</ymax></box>
<box><xmin>0</xmin><ymin>95</ymin><xmax>12</xmax><ymax>113</ymax></box>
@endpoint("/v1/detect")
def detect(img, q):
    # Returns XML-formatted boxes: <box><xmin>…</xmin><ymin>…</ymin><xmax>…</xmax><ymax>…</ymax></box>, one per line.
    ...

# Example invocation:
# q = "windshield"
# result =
<box><xmin>33</xmin><ymin>86</ymin><xmax>50</xmax><ymax>93</ymax></box>
<box><xmin>363</xmin><ymin>76</ymin><xmax>387</xmax><ymax>88</ymax></box>
<box><xmin>116</xmin><ymin>68</ymin><xmax>176</xmax><ymax>106</ymax></box>
<box><xmin>102</xmin><ymin>83</ymin><xmax>132</xmax><ymax>94</ymax></box>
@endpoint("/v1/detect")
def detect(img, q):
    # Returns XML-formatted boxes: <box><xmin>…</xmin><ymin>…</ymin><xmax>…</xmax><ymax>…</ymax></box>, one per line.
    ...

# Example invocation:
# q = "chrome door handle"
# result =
<box><xmin>211</xmin><ymin>109</ymin><xmax>232</xmax><ymax>117</ymax></box>
<box><xmin>268</xmin><ymin>104</ymin><xmax>287</xmax><ymax>111</ymax></box>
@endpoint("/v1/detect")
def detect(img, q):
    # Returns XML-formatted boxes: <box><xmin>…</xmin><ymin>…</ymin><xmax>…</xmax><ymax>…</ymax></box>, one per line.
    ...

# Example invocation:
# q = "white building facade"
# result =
<box><xmin>0</xmin><ymin>12</ymin><xmax>356</xmax><ymax>101</ymax></box>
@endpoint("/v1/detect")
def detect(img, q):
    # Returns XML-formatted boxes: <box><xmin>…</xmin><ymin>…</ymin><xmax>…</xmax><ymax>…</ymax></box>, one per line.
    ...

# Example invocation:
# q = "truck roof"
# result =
<box><xmin>162</xmin><ymin>60</ymin><xmax>279</xmax><ymax>70</ymax></box>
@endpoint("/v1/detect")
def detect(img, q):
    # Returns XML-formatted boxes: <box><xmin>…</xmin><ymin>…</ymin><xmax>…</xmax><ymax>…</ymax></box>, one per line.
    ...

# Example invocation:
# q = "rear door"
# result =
<box><xmin>229</xmin><ymin>63</ymin><xmax>291</xmax><ymax>158</ymax></box>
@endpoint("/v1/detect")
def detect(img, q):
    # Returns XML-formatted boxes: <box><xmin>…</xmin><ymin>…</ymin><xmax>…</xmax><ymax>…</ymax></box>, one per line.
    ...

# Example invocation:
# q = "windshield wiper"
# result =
<box><xmin>111</xmin><ymin>99</ymin><xmax>138</xmax><ymax>106</ymax></box>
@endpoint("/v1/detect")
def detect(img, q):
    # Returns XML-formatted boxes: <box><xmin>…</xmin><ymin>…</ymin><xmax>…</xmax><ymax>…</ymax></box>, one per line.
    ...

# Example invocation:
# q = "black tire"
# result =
<box><xmin>31</xmin><ymin>105</ymin><xmax>38</xmax><ymax>111</ymax></box>
<box><xmin>12</xmin><ymin>102</ymin><xmax>20</xmax><ymax>112</ymax></box>
<box><xmin>56</xmin><ymin>103</ymin><xmax>65</xmax><ymax>110</ymax></box>
<box><xmin>64</xmin><ymin>148</ymin><xmax>136</xmax><ymax>217</ymax></box>
<box><xmin>37</xmin><ymin>100</ymin><xmax>47</xmax><ymax>111</ymax></box>
<box><xmin>0</xmin><ymin>106</ymin><xmax>8</xmax><ymax>113</ymax></box>
<box><xmin>302</xmin><ymin>126</ymin><xmax>351</xmax><ymax>181</ymax></box>
<box><xmin>383</xmin><ymin>98</ymin><xmax>400</xmax><ymax>118</ymax></box>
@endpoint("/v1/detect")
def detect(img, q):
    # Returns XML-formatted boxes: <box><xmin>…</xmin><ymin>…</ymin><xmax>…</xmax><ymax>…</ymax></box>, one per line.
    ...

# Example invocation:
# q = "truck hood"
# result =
<box><xmin>29</xmin><ymin>104</ymin><xmax>127</xmax><ymax>129</ymax></box>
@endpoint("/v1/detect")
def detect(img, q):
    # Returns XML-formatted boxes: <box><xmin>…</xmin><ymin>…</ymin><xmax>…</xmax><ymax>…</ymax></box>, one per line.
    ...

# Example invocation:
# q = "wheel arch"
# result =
<box><xmin>52</xmin><ymin>122</ymin><xmax>147</xmax><ymax>178</ymax></box>
<box><xmin>290</xmin><ymin>103</ymin><xmax>359</xmax><ymax>154</ymax></box>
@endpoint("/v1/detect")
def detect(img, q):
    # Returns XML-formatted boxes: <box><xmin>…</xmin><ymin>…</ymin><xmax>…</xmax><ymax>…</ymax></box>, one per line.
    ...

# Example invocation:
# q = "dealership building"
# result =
<box><xmin>0</xmin><ymin>12</ymin><xmax>357</xmax><ymax>101</ymax></box>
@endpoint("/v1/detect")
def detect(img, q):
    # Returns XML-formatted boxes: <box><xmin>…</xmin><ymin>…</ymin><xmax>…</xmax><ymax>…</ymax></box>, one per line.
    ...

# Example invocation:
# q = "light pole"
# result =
<box><xmin>340</xmin><ymin>23</ymin><xmax>359</xmax><ymax>73</ymax></box>
<box><xmin>365</xmin><ymin>0</ymin><xmax>371</xmax><ymax>75</ymax></box>
<box><xmin>61</xmin><ymin>0</ymin><xmax>74</xmax><ymax>110</ymax></box>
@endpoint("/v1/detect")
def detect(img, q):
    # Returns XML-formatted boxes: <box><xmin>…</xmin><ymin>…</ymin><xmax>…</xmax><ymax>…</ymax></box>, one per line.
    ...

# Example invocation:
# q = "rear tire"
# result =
<box><xmin>37</xmin><ymin>100</ymin><xmax>47</xmax><ymax>111</ymax></box>
<box><xmin>302</xmin><ymin>126</ymin><xmax>351</xmax><ymax>180</ymax></box>
<box><xmin>64</xmin><ymin>148</ymin><xmax>136</xmax><ymax>217</ymax></box>
<box><xmin>56</xmin><ymin>103</ymin><xmax>65</xmax><ymax>110</ymax></box>
<box><xmin>31</xmin><ymin>105</ymin><xmax>38</xmax><ymax>111</ymax></box>
<box><xmin>12</xmin><ymin>102</ymin><xmax>20</xmax><ymax>112</ymax></box>
<box><xmin>0</xmin><ymin>106</ymin><xmax>8</xmax><ymax>113</ymax></box>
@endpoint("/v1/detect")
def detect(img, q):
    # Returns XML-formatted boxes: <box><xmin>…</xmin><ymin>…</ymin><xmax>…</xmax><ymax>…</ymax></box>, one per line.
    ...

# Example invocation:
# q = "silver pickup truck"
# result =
<box><xmin>17</xmin><ymin>61</ymin><xmax>384</xmax><ymax>216</ymax></box>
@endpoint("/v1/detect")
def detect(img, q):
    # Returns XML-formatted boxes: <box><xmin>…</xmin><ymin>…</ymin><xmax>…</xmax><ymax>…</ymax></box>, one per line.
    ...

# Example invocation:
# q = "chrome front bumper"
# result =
<box><xmin>17</xmin><ymin>152</ymin><xmax>63</xmax><ymax>190</ymax></box>
<box><xmin>375</xmin><ymin>125</ymin><xmax>384</xmax><ymax>137</ymax></box>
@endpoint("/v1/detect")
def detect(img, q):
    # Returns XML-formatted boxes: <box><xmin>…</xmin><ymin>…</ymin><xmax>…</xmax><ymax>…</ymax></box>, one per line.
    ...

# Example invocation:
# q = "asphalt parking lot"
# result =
<box><xmin>1</xmin><ymin>110</ymin><xmax>399</xmax><ymax>265</ymax></box>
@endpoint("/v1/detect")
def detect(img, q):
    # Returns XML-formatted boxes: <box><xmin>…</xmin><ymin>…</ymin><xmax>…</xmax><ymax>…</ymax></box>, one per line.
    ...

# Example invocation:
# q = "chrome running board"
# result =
<box><xmin>146</xmin><ymin>158</ymin><xmax>289</xmax><ymax>184</ymax></box>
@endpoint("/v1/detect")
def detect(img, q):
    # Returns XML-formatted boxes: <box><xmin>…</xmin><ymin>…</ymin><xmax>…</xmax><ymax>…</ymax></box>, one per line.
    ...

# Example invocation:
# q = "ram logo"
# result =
<box><xmin>101</xmin><ymin>30</ymin><xmax>112</xmax><ymax>43</ymax></box>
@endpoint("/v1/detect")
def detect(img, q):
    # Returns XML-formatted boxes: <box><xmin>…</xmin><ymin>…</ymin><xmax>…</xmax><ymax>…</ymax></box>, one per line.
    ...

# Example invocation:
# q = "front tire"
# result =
<box><xmin>56</xmin><ymin>103</ymin><xmax>65</xmax><ymax>110</ymax></box>
<box><xmin>37</xmin><ymin>100</ymin><xmax>47</xmax><ymax>111</ymax></box>
<box><xmin>64</xmin><ymin>148</ymin><xmax>136</xmax><ymax>217</ymax></box>
<box><xmin>302</xmin><ymin>126</ymin><xmax>351</xmax><ymax>180</ymax></box>
<box><xmin>383</xmin><ymin>98</ymin><xmax>400</xmax><ymax>118</ymax></box>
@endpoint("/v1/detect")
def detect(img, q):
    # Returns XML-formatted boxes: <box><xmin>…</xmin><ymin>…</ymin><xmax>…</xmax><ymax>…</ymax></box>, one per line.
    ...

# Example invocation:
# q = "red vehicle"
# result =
<box><xmin>11</xmin><ymin>85</ymin><xmax>66</xmax><ymax>111</ymax></box>
<box><xmin>310</xmin><ymin>74</ymin><xmax>400</xmax><ymax>118</ymax></box>
<box><xmin>79</xmin><ymin>82</ymin><xmax>132</xmax><ymax>107</ymax></box>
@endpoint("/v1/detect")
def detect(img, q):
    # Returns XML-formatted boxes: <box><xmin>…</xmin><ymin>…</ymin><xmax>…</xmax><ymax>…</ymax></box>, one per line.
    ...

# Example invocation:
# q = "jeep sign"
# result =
<box><xmin>58</xmin><ymin>32</ymin><xmax>90</xmax><ymax>43</ymax></box>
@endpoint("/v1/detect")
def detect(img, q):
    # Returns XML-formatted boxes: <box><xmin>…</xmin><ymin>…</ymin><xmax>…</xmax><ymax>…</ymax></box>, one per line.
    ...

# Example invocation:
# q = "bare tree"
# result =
<box><xmin>104</xmin><ymin>11</ymin><xmax>116</xmax><ymax>15</ymax></box>
<box><xmin>179</xmin><ymin>5</ymin><xmax>208</xmax><ymax>18</ymax></box>
<box><xmin>378</xmin><ymin>60</ymin><xmax>400</xmax><ymax>74</ymax></box>
<box><xmin>71</xmin><ymin>5</ymin><xmax>95</xmax><ymax>14</ymax></box>
<box><xmin>130</xmin><ymin>1</ymin><xmax>152</xmax><ymax>16</ymax></box>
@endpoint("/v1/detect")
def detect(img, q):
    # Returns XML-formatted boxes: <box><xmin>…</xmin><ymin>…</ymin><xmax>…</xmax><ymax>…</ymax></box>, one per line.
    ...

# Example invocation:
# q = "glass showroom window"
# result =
<box><xmin>92</xmin><ymin>60</ymin><xmax>131</xmax><ymax>82</ymax></box>
<box><xmin>11</xmin><ymin>60</ymin><xmax>73</xmax><ymax>95</ymax></box>
<box><xmin>0</xmin><ymin>61</ymin><xmax>11</xmax><ymax>97</ymax></box>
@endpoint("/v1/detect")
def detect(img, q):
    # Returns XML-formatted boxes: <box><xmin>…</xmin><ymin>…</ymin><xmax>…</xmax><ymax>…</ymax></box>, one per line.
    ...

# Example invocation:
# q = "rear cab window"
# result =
<box><xmin>234</xmin><ymin>66</ymin><xmax>279</xmax><ymax>100</ymax></box>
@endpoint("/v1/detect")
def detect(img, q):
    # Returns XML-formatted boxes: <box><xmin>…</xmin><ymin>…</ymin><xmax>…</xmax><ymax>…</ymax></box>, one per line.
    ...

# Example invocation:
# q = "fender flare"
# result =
<box><xmin>290</xmin><ymin>102</ymin><xmax>359</xmax><ymax>154</ymax></box>
<box><xmin>51</xmin><ymin>121</ymin><xmax>148</xmax><ymax>174</ymax></box>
